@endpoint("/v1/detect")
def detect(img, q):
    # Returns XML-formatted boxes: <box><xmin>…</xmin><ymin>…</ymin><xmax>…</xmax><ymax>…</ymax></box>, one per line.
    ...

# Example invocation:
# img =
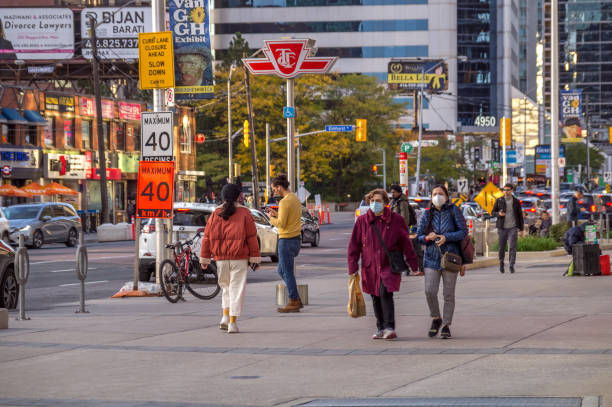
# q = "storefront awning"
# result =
<box><xmin>23</xmin><ymin>110</ymin><xmax>48</xmax><ymax>126</ymax></box>
<box><xmin>1</xmin><ymin>108</ymin><xmax>28</xmax><ymax>125</ymax></box>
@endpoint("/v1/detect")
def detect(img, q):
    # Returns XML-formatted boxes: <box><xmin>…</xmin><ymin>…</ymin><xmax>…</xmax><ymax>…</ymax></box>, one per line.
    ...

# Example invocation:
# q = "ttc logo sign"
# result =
<box><xmin>242</xmin><ymin>39</ymin><xmax>337</xmax><ymax>79</ymax></box>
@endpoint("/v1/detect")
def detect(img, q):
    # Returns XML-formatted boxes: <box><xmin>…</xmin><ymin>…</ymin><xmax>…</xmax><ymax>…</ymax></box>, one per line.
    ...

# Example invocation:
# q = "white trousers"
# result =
<box><xmin>216</xmin><ymin>259</ymin><xmax>249</xmax><ymax>317</ymax></box>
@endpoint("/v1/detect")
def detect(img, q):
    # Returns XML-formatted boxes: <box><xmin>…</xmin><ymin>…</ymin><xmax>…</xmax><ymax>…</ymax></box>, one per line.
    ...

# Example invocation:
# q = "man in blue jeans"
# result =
<box><xmin>267</xmin><ymin>174</ymin><xmax>303</xmax><ymax>313</ymax></box>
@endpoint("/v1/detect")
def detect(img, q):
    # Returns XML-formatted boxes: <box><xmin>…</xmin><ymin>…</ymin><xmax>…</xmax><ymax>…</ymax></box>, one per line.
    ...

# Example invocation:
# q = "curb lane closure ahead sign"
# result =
<box><xmin>138</xmin><ymin>31</ymin><xmax>175</xmax><ymax>90</ymax></box>
<box><xmin>141</xmin><ymin>112</ymin><xmax>174</xmax><ymax>161</ymax></box>
<box><xmin>136</xmin><ymin>161</ymin><xmax>175</xmax><ymax>219</ymax></box>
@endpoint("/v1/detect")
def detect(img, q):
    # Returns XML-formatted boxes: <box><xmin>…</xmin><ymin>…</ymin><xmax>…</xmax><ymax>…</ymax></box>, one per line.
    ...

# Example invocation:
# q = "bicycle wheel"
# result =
<box><xmin>185</xmin><ymin>260</ymin><xmax>220</xmax><ymax>300</ymax></box>
<box><xmin>160</xmin><ymin>259</ymin><xmax>183</xmax><ymax>303</ymax></box>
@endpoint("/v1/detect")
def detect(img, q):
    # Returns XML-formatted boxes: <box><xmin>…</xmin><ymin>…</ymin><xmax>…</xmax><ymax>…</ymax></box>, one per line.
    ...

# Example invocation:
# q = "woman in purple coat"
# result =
<box><xmin>348</xmin><ymin>189</ymin><xmax>419</xmax><ymax>340</ymax></box>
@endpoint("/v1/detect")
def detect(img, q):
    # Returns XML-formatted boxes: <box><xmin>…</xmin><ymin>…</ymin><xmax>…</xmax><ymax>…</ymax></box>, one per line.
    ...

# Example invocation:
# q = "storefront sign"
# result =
<box><xmin>0</xmin><ymin>8</ymin><xmax>74</xmax><ymax>60</ymax></box>
<box><xmin>79</xmin><ymin>97</ymin><xmax>114</xmax><ymax>119</ymax></box>
<box><xmin>44</xmin><ymin>153</ymin><xmax>88</xmax><ymax>179</ymax></box>
<box><xmin>81</xmin><ymin>7</ymin><xmax>152</xmax><ymax>60</ymax></box>
<box><xmin>118</xmin><ymin>102</ymin><xmax>142</xmax><ymax>121</ymax></box>
<box><xmin>0</xmin><ymin>148</ymin><xmax>40</xmax><ymax>168</ymax></box>
<box><xmin>45</xmin><ymin>95</ymin><xmax>75</xmax><ymax>112</ymax></box>
<box><xmin>88</xmin><ymin>168</ymin><xmax>122</xmax><ymax>180</ymax></box>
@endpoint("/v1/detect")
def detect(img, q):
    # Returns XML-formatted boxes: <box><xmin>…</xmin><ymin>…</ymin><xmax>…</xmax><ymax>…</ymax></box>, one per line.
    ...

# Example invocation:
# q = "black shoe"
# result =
<box><xmin>500</xmin><ymin>263</ymin><xmax>505</xmax><ymax>274</ymax></box>
<box><xmin>440</xmin><ymin>325</ymin><xmax>452</xmax><ymax>339</ymax></box>
<box><xmin>428</xmin><ymin>318</ymin><xmax>442</xmax><ymax>338</ymax></box>
<box><xmin>510</xmin><ymin>265</ymin><xmax>515</xmax><ymax>274</ymax></box>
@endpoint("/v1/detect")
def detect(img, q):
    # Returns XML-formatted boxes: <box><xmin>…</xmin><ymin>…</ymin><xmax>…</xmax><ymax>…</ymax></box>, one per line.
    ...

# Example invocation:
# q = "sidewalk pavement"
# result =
<box><xmin>2</xmin><ymin>251</ymin><xmax>612</xmax><ymax>407</ymax></box>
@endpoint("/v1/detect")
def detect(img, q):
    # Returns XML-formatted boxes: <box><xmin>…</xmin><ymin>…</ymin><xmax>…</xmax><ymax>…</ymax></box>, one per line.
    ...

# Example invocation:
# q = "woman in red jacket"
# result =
<box><xmin>200</xmin><ymin>184</ymin><xmax>261</xmax><ymax>334</ymax></box>
<box><xmin>348</xmin><ymin>188</ymin><xmax>418</xmax><ymax>340</ymax></box>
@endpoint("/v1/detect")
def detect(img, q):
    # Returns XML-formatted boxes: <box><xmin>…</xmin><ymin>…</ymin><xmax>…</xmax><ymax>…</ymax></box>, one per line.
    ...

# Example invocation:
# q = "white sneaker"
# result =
<box><xmin>219</xmin><ymin>315</ymin><xmax>229</xmax><ymax>331</ymax></box>
<box><xmin>227</xmin><ymin>322</ymin><xmax>239</xmax><ymax>334</ymax></box>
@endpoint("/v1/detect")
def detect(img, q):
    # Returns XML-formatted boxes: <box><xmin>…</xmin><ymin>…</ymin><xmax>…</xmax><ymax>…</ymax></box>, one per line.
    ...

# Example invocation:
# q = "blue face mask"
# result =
<box><xmin>370</xmin><ymin>201</ymin><xmax>384</xmax><ymax>214</ymax></box>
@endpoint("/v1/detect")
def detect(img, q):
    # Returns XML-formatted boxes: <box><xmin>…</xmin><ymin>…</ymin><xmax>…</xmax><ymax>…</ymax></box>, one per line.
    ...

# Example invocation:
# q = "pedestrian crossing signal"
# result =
<box><xmin>356</xmin><ymin>119</ymin><xmax>367</xmax><ymax>142</ymax></box>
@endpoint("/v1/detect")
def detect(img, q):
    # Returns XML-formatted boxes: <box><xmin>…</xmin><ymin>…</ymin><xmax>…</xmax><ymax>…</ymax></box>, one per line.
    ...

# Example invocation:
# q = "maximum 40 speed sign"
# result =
<box><xmin>141</xmin><ymin>111</ymin><xmax>174</xmax><ymax>161</ymax></box>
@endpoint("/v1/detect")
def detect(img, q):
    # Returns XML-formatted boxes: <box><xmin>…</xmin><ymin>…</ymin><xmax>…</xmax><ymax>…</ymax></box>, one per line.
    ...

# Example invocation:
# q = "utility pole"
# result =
<box><xmin>586</xmin><ymin>95</ymin><xmax>591</xmax><ymax>188</ymax></box>
<box><xmin>415</xmin><ymin>85</ymin><xmax>424</xmax><ymax>196</ymax></box>
<box><xmin>88</xmin><ymin>15</ymin><xmax>110</xmax><ymax>225</ymax></box>
<box><xmin>523</xmin><ymin>97</ymin><xmax>527</xmax><ymax>189</ymax></box>
<box><xmin>296</xmin><ymin>139</ymin><xmax>301</xmax><ymax>189</ymax></box>
<box><xmin>244</xmin><ymin>69</ymin><xmax>260</xmax><ymax>210</ymax></box>
<box><xmin>551</xmin><ymin>0</ymin><xmax>561</xmax><ymax>224</ymax></box>
<box><xmin>266</xmin><ymin>123</ymin><xmax>271</xmax><ymax>203</ymax></box>
<box><xmin>227</xmin><ymin>65</ymin><xmax>235</xmax><ymax>183</ymax></box>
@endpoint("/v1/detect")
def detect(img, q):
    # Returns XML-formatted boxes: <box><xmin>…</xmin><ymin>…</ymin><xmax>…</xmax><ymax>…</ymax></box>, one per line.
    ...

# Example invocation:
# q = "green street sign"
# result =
<box><xmin>401</xmin><ymin>143</ymin><xmax>413</xmax><ymax>153</ymax></box>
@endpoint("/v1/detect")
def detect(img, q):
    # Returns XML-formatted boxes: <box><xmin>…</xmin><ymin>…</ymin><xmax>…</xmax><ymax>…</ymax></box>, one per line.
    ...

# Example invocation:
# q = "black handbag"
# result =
<box><xmin>372</xmin><ymin>223</ymin><xmax>408</xmax><ymax>275</ymax></box>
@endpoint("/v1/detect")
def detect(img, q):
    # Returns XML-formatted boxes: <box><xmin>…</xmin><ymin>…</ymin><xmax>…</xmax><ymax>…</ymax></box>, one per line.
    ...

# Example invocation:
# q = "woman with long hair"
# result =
<box><xmin>200</xmin><ymin>184</ymin><xmax>261</xmax><ymax>333</ymax></box>
<box><xmin>416</xmin><ymin>185</ymin><xmax>467</xmax><ymax>339</ymax></box>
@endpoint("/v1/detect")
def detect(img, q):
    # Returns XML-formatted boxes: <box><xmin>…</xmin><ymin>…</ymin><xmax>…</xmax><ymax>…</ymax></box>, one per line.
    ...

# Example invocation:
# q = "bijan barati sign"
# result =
<box><xmin>81</xmin><ymin>7</ymin><xmax>152</xmax><ymax>60</ymax></box>
<box><xmin>0</xmin><ymin>8</ymin><xmax>74</xmax><ymax>60</ymax></box>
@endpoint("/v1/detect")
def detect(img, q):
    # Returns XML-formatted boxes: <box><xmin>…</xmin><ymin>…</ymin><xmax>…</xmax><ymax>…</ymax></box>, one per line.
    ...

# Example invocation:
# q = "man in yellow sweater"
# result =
<box><xmin>267</xmin><ymin>174</ymin><xmax>303</xmax><ymax>313</ymax></box>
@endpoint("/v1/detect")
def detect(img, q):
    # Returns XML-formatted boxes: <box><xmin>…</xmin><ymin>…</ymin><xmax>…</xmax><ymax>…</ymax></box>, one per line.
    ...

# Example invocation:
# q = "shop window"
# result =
<box><xmin>64</xmin><ymin>119</ymin><xmax>74</xmax><ymax>148</ymax></box>
<box><xmin>180</xmin><ymin>116</ymin><xmax>192</xmax><ymax>154</ymax></box>
<box><xmin>81</xmin><ymin>120</ymin><xmax>92</xmax><ymax>149</ymax></box>
<box><xmin>103</xmin><ymin>122</ymin><xmax>110</xmax><ymax>150</ymax></box>
<box><xmin>115</xmin><ymin>183</ymin><xmax>125</xmax><ymax>211</ymax></box>
<box><xmin>1</xmin><ymin>124</ymin><xmax>8</xmax><ymax>144</ymax></box>
<box><xmin>25</xmin><ymin>126</ymin><xmax>36</xmax><ymax>145</ymax></box>
<box><xmin>132</xmin><ymin>125</ymin><xmax>141</xmax><ymax>152</ymax></box>
<box><xmin>116</xmin><ymin>123</ymin><xmax>126</xmax><ymax>151</ymax></box>
<box><xmin>44</xmin><ymin>117</ymin><xmax>55</xmax><ymax>147</ymax></box>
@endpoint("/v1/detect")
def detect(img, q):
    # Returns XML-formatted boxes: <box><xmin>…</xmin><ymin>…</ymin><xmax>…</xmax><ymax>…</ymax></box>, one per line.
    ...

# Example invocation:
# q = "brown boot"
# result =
<box><xmin>297</xmin><ymin>297</ymin><xmax>304</xmax><ymax>309</ymax></box>
<box><xmin>277</xmin><ymin>299</ymin><xmax>301</xmax><ymax>313</ymax></box>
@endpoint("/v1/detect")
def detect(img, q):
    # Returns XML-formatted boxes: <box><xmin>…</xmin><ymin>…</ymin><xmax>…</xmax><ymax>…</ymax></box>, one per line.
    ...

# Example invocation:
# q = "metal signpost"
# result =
<box><xmin>243</xmin><ymin>39</ymin><xmax>337</xmax><ymax>192</ymax></box>
<box><xmin>75</xmin><ymin>233</ymin><xmax>89</xmax><ymax>314</ymax></box>
<box><xmin>15</xmin><ymin>235</ymin><xmax>30</xmax><ymax>321</ymax></box>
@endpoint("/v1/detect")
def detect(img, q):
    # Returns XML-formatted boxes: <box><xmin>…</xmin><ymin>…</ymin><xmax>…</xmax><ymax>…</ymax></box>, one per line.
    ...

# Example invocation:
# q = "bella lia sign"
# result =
<box><xmin>242</xmin><ymin>39</ymin><xmax>337</xmax><ymax>191</ymax></box>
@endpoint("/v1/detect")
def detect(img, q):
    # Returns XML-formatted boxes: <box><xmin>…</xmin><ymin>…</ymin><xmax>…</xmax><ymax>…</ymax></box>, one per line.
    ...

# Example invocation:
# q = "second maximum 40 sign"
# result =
<box><xmin>141</xmin><ymin>111</ymin><xmax>174</xmax><ymax>161</ymax></box>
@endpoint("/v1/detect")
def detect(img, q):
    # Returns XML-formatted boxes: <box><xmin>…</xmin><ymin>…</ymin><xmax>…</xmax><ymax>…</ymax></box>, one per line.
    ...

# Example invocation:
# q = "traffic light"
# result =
<box><xmin>356</xmin><ymin>119</ymin><xmax>367</xmax><ymax>142</ymax></box>
<box><xmin>372</xmin><ymin>164</ymin><xmax>378</xmax><ymax>174</ymax></box>
<box><xmin>500</xmin><ymin>117</ymin><xmax>511</xmax><ymax>147</ymax></box>
<box><xmin>243</xmin><ymin>120</ymin><xmax>250</xmax><ymax>148</ymax></box>
<box><xmin>609</xmin><ymin>126</ymin><xmax>612</xmax><ymax>144</ymax></box>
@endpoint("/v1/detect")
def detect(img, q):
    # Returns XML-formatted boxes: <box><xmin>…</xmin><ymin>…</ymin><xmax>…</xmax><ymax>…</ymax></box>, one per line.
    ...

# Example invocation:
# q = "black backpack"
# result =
<box><xmin>407</xmin><ymin>203</ymin><xmax>417</xmax><ymax>226</ymax></box>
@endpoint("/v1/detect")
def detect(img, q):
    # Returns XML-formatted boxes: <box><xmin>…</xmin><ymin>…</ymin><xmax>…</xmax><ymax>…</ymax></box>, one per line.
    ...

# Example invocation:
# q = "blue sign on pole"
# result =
<box><xmin>325</xmin><ymin>125</ymin><xmax>354</xmax><ymax>132</ymax></box>
<box><xmin>283</xmin><ymin>107</ymin><xmax>295</xmax><ymax>118</ymax></box>
<box><xmin>505</xmin><ymin>150</ymin><xmax>517</xmax><ymax>164</ymax></box>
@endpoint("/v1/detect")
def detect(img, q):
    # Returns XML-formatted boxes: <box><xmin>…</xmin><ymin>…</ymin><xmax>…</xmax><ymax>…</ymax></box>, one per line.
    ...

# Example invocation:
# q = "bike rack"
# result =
<box><xmin>75</xmin><ymin>233</ymin><xmax>89</xmax><ymax>313</ymax></box>
<box><xmin>15</xmin><ymin>234</ymin><xmax>30</xmax><ymax>321</ymax></box>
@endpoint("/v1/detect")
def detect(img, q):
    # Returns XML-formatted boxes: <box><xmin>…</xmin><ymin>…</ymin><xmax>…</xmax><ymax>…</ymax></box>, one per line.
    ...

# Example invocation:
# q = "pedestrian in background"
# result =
<box><xmin>266</xmin><ymin>174</ymin><xmax>304</xmax><ymax>313</ymax></box>
<box><xmin>491</xmin><ymin>183</ymin><xmax>523</xmax><ymax>274</ymax></box>
<box><xmin>416</xmin><ymin>185</ymin><xmax>467</xmax><ymax>339</ymax></box>
<box><xmin>389</xmin><ymin>184</ymin><xmax>423</xmax><ymax>276</ymax></box>
<box><xmin>567</xmin><ymin>188</ymin><xmax>585</xmax><ymax>226</ymax></box>
<box><xmin>348</xmin><ymin>188</ymin><xmax>418</xmax><ymax>340</ymax></box>
<box><xmin>200</xmin><ymin>184</ymin><xmax>261</xmax><ymax>334</ymax></box>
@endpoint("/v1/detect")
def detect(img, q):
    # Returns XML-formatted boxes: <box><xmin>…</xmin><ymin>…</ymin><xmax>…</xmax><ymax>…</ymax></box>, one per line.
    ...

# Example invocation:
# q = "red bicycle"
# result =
<box><xmin>160</xmin><ymin>229</ymin><xmax>220</xmax><ymax>303</ymax></box>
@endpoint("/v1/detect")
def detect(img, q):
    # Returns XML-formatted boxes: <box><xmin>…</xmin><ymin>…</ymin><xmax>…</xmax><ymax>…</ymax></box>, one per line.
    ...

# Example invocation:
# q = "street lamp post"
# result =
<box><xmin>551</xmin><ymin>0</ymin><xmax>561</xmax><ymax>224</ymax></box>
<box><xmin>376</xmin><ymin>147</ymin><xmax>387</xmax><ymax>189</ymax></box>
<box><xmin>227</xmin><ymin>64</ymin><xmax>236</xmax><ymax>183</ymax></box>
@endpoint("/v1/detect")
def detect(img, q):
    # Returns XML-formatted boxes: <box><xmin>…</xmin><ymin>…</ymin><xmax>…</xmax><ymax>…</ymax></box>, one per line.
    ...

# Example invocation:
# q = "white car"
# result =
<box><xmin>0</xmin><ymin>208</ymin><xmax>10</xmax><ymax>243</ymax></box>
<box><xmin>139</xmin><ymin>202</ymin><xmax>278</xmax><ymax>281</ymax></box>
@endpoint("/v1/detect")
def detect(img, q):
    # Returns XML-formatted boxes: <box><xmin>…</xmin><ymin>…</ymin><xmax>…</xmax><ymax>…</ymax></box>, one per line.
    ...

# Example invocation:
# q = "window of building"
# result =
<box><xmin>214</xmin><ymin>0</ymin><xmax>428</xmax><ymax>7</ymax></box>
<box><xmin>132</xmin><ymin>125</ymin><xmax>141</xmax><ymax>152</ymax></box>
<box><xmin>25</xmin><ymin>126</ymin><xmax>36</xmax><ymax>145</ymax></box>
<box><xmin>116</xmin><ymin>122</ymin><xmax>126</xmax><ymax>151</ymax></box>
<box><xmin>0</xmin><ymin>124</ymin><xmax>7</xmax><ymax>144</ymax></box>
<box><xmin>64</xmin><ymin>119</ymin><xmax>74</xmax><ymax>148</ymax></box>
<box><xmin>44</xmin><ymin>117</ymin><xmax>55</xmax><ymax>147</ymax></box>
<box><xmin>81</xmin><ymin>120</ymin><xmax>92</xmax><ymax>149</ymax></box>
<box><xmin>215</xmin><ymin>19</ymin><xmax>428</xmax><ymax>35</ymax></box>
<box><xmin>103</xmin><ymin>122</ymin><xmax>110</xmax><ymax>150</ymax></box>
<box><xmin>180</xmin><ymin>116</ymin><xmax>192</xmax><ymax>154</ymax></box>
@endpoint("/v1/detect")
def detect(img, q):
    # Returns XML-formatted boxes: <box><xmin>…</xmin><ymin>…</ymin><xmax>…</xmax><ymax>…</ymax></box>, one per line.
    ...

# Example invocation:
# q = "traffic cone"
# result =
<box><xmin>318</xmin><ymin>205</ymin><xmax>324</xmax><ymax>225</ymax></box>
<box><xmin>326</xmin><ymin>204</ymin><xmax>331</xmax><ymax>224</ymax></box>
<box><xmin>468</xmin><ymin>220</ymin><xmax>473</xmax><ymax>237</ymax></box>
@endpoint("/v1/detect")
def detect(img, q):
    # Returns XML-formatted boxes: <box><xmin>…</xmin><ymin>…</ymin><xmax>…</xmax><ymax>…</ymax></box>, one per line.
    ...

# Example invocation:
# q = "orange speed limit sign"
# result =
<box><xmin>136</xmin><ymin>161</ymin><xmax>175</xmax><ymax>218</ymax></box>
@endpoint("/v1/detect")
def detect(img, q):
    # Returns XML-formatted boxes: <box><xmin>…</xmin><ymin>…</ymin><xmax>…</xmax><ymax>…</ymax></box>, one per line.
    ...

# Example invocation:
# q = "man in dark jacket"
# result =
<box><xmin>563</xmin><ymin>224</ymin><xmax>585</xmax><ymax>255</ymax></box>
<box><xmin>491</xmin><ymin>183</ymin><xmax>524</xmax><ymax>274</ymax></box>
<box><xmin>566</xmin><ymin>188</ymin><xmax>585</xmax><ymax>226</ymax></box>
<box><xmin>389</xmin><ymin>185</ymin><xmax>422</xmax><ymax>275</ymax></box>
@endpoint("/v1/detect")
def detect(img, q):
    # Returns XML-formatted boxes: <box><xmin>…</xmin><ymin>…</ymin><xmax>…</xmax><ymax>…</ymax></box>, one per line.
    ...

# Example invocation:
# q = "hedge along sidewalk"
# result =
<box><xmin>465</xmin><ymin>242</ymin><xmax>612</xmax><ymax>270</ymax></box>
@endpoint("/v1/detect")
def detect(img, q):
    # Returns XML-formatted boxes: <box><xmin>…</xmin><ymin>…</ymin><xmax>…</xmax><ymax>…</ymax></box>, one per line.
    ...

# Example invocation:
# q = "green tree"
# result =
<box><xmin>564</xmin><ymin>143</ymin><xmax>604</xmax><ymax>180</ymax></box>
<box><xmin>416</xmin><ymin>139</ymin><xmax>469</xmax><ymax>185</ymax></box>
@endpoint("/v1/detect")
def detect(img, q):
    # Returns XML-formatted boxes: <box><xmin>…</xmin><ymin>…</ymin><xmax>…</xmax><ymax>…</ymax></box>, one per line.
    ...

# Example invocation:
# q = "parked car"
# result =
<box><xmin>0</xmin><ymin>208</ymin><xmax>10</xmax><ymax>243</ymax></box>
<box><xmin>5</xmin><ymin>203</ymin><xmax>81</xmax><ymax>249</ymax></box>
<box><xmin>300</xmin><ymin>208</ymin><xmax>320</xmax><ymax>247</ymax></box>
<box><xmin>461</xmin><ymin>204</ymin><xmax>479</xmax><ymax>222</ymax></box>
<box><xmin>0</xmin><ymin>239</ymin><xmax>16</xmax><ymax>309</ymax></box>
<box><xmin>139</xmin><ymin>202</ymin><xmax>279</xmax><ymax>281</ymax></box>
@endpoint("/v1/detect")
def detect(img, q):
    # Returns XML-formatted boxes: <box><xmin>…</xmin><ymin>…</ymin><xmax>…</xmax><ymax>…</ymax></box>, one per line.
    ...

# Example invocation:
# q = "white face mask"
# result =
<box><xmin>432</xmin><ymin>194</ymin><xmax>446</xmax><ymax>208</ymax></box>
